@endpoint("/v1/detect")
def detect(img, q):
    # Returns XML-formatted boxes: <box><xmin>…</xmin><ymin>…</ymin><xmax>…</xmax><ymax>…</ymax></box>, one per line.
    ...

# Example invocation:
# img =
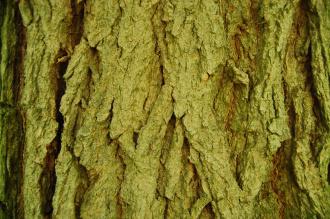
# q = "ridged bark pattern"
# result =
<box><xmin>0</xmin><ymin>0</ymin><xmax>329</xmax><ymax>218</ymax></box>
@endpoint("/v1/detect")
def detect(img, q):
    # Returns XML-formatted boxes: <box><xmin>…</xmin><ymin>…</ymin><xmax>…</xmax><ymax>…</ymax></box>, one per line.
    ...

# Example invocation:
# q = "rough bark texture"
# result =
<box><xmin>1</xmin><ymin>0</ymin><xmax>330</xmax><ymax>218</ymax></box>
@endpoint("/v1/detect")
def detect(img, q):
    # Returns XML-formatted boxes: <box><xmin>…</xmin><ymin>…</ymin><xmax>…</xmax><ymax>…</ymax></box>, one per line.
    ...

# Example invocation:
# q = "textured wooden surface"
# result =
<box><xmin>0</xmin><ymin>0</ymin><xmax>329</xmax><ymax>218</ymax></box>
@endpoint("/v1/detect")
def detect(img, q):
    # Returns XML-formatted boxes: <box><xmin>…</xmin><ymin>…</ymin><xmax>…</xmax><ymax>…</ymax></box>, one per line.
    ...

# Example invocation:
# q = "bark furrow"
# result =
<box><xmin>0</xmin><ymin>0</ymin><xmax>329</xmax><ymax>218</ymax></box>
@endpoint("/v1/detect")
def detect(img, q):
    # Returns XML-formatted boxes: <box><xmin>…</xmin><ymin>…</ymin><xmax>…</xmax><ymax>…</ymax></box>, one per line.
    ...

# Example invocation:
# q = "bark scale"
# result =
<box><xmin>0</xmin><ymin>0</ymin><xmax>330</xmax><ymax>218</ymax></box>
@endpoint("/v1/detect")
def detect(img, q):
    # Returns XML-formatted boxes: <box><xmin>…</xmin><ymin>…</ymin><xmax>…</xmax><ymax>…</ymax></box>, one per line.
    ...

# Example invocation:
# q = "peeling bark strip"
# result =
<box><xmin>0</xmin><ymin>0</ymin><xmax>330</xmax><ymax>218</ymax></box>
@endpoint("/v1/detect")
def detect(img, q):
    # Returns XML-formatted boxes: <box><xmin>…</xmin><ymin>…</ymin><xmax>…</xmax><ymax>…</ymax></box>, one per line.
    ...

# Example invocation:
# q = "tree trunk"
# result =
<box><xmin>1</xmin><ymin>0</ymin><xmax>330</xmax><ymax>218</ymax></box>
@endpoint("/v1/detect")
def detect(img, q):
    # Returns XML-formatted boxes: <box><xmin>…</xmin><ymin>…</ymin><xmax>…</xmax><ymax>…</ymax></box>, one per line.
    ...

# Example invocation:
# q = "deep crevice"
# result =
<box><xmin>13</xmin><ymin>2</ymin><xmax>26</xmax><ymax>104</ymax></box>
<box><xmin>39</xmin><ymin>141</ymin><xmax>59</xmax><ymax>217</ymax></box>
<box><xmin>133</xmin><ymin>131</ymin><xmax>139</xmax><ymax>147</ymax></box>
<box><xmin>115</xmin><ymin>142</ymin><xmax>126</xmax><ymax>219</ymax></box>
<box><xmin>64</xmin><ymin>145</ymin><xmax>91</xmax><ymax>219</ymax></box>
<box><xmin>327</xmin><ymin>163</ymin><xmax>330</xmax><ymax>185</ymax></box>
<box><xmin>235</xmin><ymin>154</ymin><xmax>243</xmax><ymax>190</ymax></box>
<box><xmin>282</xmin><ymin>63</ymin><xmax>301</xmax><ymax>190</ymax></box>
<box><xmin>74</xmin><ymin>164</ymin><xmax>90</xmax><ymax>219</ymax></box>
<box><xmin>70</xmin><ymin>0</ymin><xmax>85</xmax><ymax>45</ymax></box>
<box><xmin>156</xmin><ymin>115</ymin><xmax>176</xmax><ymax>198</ymax></box>
<box><xmin>163</xmin><ymin>197</ymin><xmax>169</xmax><ymax>219</ymax></box>
<box><xmin>305</xmin><ymin>41</ymin><xmax>325</xmax><ymax>161</ymax></box>
<box><xmin>39</xmin><ymin>50</ymin><xmax>68</xmax><ymax>218</ymax></box>
<box><xmin>270</xmin><ymin>144</ymin><xmax>286</xmax><ymax>219</ymax></box>
<box><xmin>182</xmin><ymin>137</ymin><xmax>206</xmax><ymax>207</ymax></box>
<box><xmin>15</xmin><ymin>110</ymin><xmax>25</xmax><ymax>219</ymax></box>
<box><xmin>199</xmin><ymin>202</ymin><xmax>216</xmax><ymax>219</ymax></box>
<box><xmin>151</xmin><ymin>1</ymin><xmax>166</xmax><ymax>89</ymax></box>
<box><xmin>160</xmin><ymin>65</ymin><xmax>165</xmax><ymax>86</ymax></box>
<box><xmin>13</xmin><ymin>2</ymin><xmax>26</xmax><ymax>218</ymax></box>
<box><xmin>306</xmin><ymin>41</ymin><xmax>328</xmax><ymax>131</ymax></box>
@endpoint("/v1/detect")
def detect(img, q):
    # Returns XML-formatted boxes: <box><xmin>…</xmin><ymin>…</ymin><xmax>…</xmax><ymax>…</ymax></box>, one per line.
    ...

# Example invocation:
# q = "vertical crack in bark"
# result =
<box><xmin>115</xmin><ymin>142</ymin><xmax>126</xmax><ymax>219</ymax></box>
<box><xmin>200</xmin><ymin>202</ymin><xmax>215</xmax><ymax>219</ymax></box>
<box><xmin>56</xmin><ymin>144</ymin><xmax>90</xmax><ymax>219</ymax></box>
<box><xmin>268</xmin><ymin>3</ymin><xmax>324</xmax><ymax>216</ymax></box>
<box><xmin>285</xmin><ymin>92</ymin><xmax>301</xmax><ymax>189</ymax></box>
<box><xmin>270</xmin><ymin>144</ymin><xmax>286</xmax><ymax>219</ymax></box>
<box><xmin>224</xmin><ymin>84</ymin><xmax>237</xmax><ymax>130</ymax></box>
<box><xmin>15</xmin><ymin>110</ymin><xmax>25</xmax><ymax>219</ymax></box>
<box><xmin>305</xmin><ymin>42</ymin><xmax>324</xmax><ymax>162</ymax></box>
<box><xmin>39</xmin><ymin>1</ymin><xmax>86</xmax><ymax>216</ymax></box>
<box><xmin>271</xmin><ymin>55</ymin><xmax>296</xmax><ymax>219</ymax></box>
<box><xmin>163</xmin><ymin>196</ymin><xmax>169</xmax><ymax>219</ymax></box>
<box><xmin>133</xmin><ymin>132</ymin><xmax>139</xmax><ymax>149</ymax></box>
<box><xmin>74</xmin><ymin>162</ymin><xmax>90</xmax><ymax>219</ymax></box>
<box><xmin>157</xmin><ymin>115</ymin><xmax>176</xmax><ymax>201</ymax></box>
<box><xmin>70</xmin><ymin>0</ymin><xmax>85</xmax><ymax>45</ymax></box>
<box><xmin>282</xmin><ymin>64</ymin><xmax>302</xmax><ymax>190</ymax></box>
<box><xmin>182</xmin><ymin>137</ymin><xmax>206</xmax><ymax>212</ymax></box>
<box><xmin>305</xmin><ymin>29</ymin><xmax>328</xmax><ymax>133</ymax></box>
<box><xmin>327</xmin><ymin>163</ymin><xmax>330</xmax><ymax>185</ymax></box>
<box><xmin>12</xmin><ymin>2</ymin><xmax>26</xmax><ymax>218</ymax></box>
<box><xmin>39</xmin><ymin>50</ymin><xmax>68</xmax><ymax>218</ymax></box>
<box><xmin>151</xmin><ymin>0</ymin><xmax>166</xmax><ymax>88</ymax></box>
<box><xmin>39</xmin><ymin>143</ymin><xmax>59</xmax><ymax>217</ymax></box>
<box><xmin>271</xmin><ymin>75</ymin><xmax>302</xmax><ymax>217</ymax></box>
<box><xmin>160</xmin><ymin>65</ymin><xmax>165</xmax><ymax>87</ymax></box>
<box><xmin>235</xmin><ymin>154</ymin><xmax>243</xmax><ymax>190</ymax></box>
<box><xmin>13</xmin><ymin>3</ymin><xmax>25</xmax><ymax>104</ymax></box>
<box><xmin>105</xmin><ymin>102</ymin><xmax>126</xmax><ymax>219</ymax></box>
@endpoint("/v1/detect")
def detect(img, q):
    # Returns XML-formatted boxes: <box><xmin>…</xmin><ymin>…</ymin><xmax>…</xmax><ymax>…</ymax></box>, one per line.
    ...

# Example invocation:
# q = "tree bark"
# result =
<box><xmin>1</xmin><ymin>0</ymin><xmax>330</xmax><ymax>218</ymax></box>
